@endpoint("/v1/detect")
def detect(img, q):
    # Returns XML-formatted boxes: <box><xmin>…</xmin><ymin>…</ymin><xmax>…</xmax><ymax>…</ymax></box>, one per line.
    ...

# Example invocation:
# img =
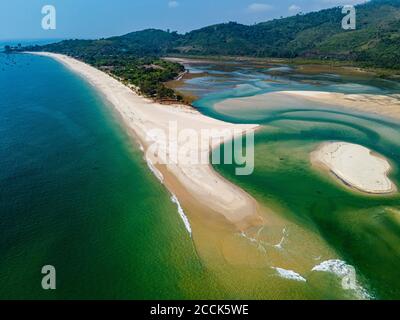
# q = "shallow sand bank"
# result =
<box><xmin>311</xmin><ymin>142</ymin><xmax>396</xmax><ymax>194</ymax></box>
<box><xmin>214</xmin><ymin>89</ymin><xmax>400</xmax><ymax>129</ymax></box>
<box><xmin>215</xmin><ymin>90</ymin><xmax>400</xmax><ymax>121</ymax></box>
<box><xmin>29</xmin><ymin>52</ymin><xmax>261</xmax><ymax>229</ymax></box>
<box><xmin>282</xmin><ymin>91</ymin><xmax>400</xmax><ymax>121</ymax></box>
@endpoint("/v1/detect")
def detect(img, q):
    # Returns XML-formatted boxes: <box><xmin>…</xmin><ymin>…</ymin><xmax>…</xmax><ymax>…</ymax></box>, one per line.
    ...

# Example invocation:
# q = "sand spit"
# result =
<box><xmin>29</xmin><ymin>52</ymin><xmax>261</xmax><ymax>229</ymax></box>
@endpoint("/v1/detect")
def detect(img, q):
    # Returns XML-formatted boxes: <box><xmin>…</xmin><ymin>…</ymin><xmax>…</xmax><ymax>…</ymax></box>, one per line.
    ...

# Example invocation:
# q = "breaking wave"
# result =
<box><xmin>312</xmin><ymin>259</ymin><xmax>372</xmax><ymax>300</ymax></box>
<box><xmin>145</xmin><ymin>157</ymin><xmax>164</xmax><ymax>183</ymax></box>
<box><xmin>272</xmin><ymin>267</ymin><xmax>306</xmax><ymax>282</ymax></box>
<box><xmin>171</xmin><ymin>194</ymin><xmax>192</xmax><ymax>236</ymax></box>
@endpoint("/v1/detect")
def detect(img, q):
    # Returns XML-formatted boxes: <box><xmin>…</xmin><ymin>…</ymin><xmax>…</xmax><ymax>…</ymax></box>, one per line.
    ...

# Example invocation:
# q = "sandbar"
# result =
<box><xmin>311</xmin><ymin>141</ymin><xmax>396</xmax><ymax>194</ymax></box>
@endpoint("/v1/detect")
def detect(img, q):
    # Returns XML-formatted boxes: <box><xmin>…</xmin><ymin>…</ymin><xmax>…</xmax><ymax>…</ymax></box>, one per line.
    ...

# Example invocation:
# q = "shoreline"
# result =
<box><xmin>28</xmin><ymin>52</ymin><xmax>263</xmax><ymax>231</ymax></box>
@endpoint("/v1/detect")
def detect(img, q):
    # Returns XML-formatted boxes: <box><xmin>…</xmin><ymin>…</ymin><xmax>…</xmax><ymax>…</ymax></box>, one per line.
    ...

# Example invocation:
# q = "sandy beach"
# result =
<box><xmin>215</xmin><ymin>90</ymin><xmax>400</xmax><ymax>122</ymax></box>
<box><xmin>311</xmin><ymin>142</ymin><xmax>396</xmax><ymax>194</ymax></box>
<box><xmin>29</xmin><ymin>52</ymin><xmax>262</xmax><ymax>230</ymax></box>
<box><xmin>281</xmin><ymin>91</ymin><xmax>400</xmax><ymax>121</ymax></box>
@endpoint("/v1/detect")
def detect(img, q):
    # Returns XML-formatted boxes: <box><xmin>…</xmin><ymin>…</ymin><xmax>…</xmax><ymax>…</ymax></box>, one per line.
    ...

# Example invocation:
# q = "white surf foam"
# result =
<box><xmin>312</xmin><ymin>259</ymin><xmax>372</xmax><ymax>300</ymax></box>
<box><xmin>272</xmin><ymin>267</ymin><xmax>306</xmax><ymax>282</ymax></box>
<box><xmin>274</xmin><ymin>227</ymin><xmax>287</xmax><ymax>250</ymax></box>
<box><xmin>240</xmin><ymin>231</ymin><xmax>258</xmax><ymax>244</ymax></box>
<box><xmin>240</xmin><ymin>226</ymin><xmax>289</xmax><ymax>253</ymax></box>
<box><xmin>312</xmin><ymin>259</ymin><xmax>352</xmax><ymax>277</ymax></box>
<box><xmin>240</xmin><ymin>231</ymin><xmax>267</xmax><ymax>253</ymax></box>
<box><xmin>170</xmin><ymin>194</ymin><xmax>192</xmax><ymax>236</ymax></box>
<box><xmin>145</xmin><ymin>157</ymin><xmax>164</xmax><ymax>183</ymax></box>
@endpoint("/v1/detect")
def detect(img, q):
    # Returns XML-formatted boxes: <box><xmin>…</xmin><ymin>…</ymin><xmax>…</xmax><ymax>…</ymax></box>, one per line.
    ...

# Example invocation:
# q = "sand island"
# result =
<box><xmin>311</xmin><ymin>142</ymin><xmax>397</xmax><ymax>194</ymax></box>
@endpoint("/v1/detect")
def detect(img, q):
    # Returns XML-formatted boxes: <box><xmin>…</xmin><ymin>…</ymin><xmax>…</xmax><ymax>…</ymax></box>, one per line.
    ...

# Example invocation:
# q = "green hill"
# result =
<box><xmin>26</xmin><ymin>0</ymin><xmax>400</xmax><ymax>69</ymax></box>
<box><xmin>171</xmin><ymin>0</ymin><xmax>400</xmax><ymax>68</ymax></box>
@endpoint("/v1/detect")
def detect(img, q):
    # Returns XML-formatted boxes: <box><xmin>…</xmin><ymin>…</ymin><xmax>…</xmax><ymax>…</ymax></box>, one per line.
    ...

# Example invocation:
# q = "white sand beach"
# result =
<box><xmin>281</xmin><ymin>91</ymin><xmax>400</xmax><ymax>120</ymax></box>
<box><xmin>311</xmin><ymin>142</ymin><xmax>396</xmax><ymax>194</ymax></box>
<box><xmin>215</xmin><ymin>90</ymin><xmax>400</xmax><ymax>122</ymax></box>
<box><xmin>29</xmin><ymin>52</ymin><xmax>261</xmax><ymax>229</ymax></box>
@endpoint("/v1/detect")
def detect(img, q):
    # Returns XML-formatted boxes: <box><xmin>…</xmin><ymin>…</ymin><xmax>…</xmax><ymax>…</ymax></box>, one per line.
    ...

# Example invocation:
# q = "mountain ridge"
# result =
<box><xmin>24</xmin><ymin>0</ymin><xmax>400</xmax><ymax>69</ymax></box>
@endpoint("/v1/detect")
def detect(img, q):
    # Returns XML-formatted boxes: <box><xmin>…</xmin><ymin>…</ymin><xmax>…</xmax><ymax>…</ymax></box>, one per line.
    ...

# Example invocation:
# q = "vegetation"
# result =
<box><xmin>93</xmin><ymin>56</ymin><xmax>184</xmax><ymax>100</ymax></box>
<box><xmin>19</xmin><ymin>0</ymin><xmax>400</xmax><ymax>99</ymax></box>
<box><xmin>4</xmin><ymin>44</ymin><xmax>22</xmax><ymax>53</ymax></box>
<box><xmin>25</xmin><ymin>32</ymin><xmax>184</xmax><ymax>101</ymax></box>
<box><xmin>169</xmin><ymin>0</ymin><xmax>400</xmax><ymax>69</ymax></box>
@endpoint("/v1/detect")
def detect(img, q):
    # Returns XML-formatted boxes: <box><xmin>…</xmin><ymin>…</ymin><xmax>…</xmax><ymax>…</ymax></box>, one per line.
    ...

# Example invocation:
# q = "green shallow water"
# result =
<box><xmin>199</xmin><ymin>85</ymin><xmax>400</xmax><ymax>299</ymax></box>
<box><xmin>214</xmin><ymin>127</ymin><xmax>400</xmax><ymax>299</ymax></box>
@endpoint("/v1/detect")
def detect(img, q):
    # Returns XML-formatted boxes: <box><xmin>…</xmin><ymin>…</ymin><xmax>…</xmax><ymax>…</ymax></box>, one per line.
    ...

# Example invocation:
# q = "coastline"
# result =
<box><xmin>28</xmin><ymin>52</ymin><xmax>263</xmax><ymax>231</ymax></box>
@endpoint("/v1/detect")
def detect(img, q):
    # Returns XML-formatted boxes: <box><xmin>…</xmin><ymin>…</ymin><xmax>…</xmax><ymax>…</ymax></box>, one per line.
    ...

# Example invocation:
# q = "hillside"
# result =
<box><xmin>23</xmin><ymin>0</ymin><xmax>400</xmax><ymax>69</ymax></box>
<box><xmin>171</xmin><ymin>0</ymin><xmax>400</xmax><ymax>68</ymax></box>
